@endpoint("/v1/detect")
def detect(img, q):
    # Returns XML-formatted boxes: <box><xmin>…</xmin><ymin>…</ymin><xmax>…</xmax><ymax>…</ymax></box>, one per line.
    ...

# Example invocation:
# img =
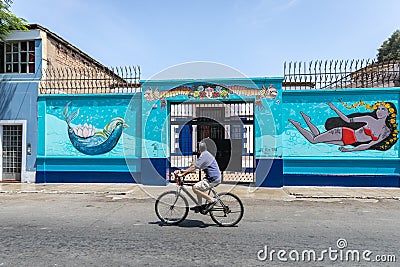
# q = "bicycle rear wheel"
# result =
<box><xmin>209</xmin><ymin>192</ymin><xmax>244</xmax><ymax>227</ymax></box>
<box><xmin>155</xmin><ymin>191</ymin><xmax>189</xmax><ymax>225</ymax></box>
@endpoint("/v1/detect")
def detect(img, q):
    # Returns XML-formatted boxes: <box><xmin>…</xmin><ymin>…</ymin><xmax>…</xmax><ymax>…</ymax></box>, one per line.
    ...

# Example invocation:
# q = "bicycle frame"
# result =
<box><xmin>174</xmin><ymin>184</ymin><xmax>218</xmax><ymax>207</ymax></box>
<box><xmin>155</xmin><ymin>178</ymin><xmax>244</xmax><ymax>226</ymax></box>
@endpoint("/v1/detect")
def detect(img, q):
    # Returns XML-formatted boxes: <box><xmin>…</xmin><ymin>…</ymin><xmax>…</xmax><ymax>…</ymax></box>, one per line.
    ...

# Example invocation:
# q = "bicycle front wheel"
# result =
<box><xmin>155</xmin><ymin>191</ymin><xmax>189</xmax><ymax>225</ymax></box>
<box><xmin>209</xmin><ymin>192</ymin><xmax>244</xmax><ymax>227</ymax></box>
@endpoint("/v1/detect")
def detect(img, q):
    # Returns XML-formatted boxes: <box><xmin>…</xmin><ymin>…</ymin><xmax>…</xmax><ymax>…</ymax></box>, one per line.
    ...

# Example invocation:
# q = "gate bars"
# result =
<box><xmin>40</xmin><ymin>66</ymin><xmax>141</xmax><ymax>94</ymax></box>
<box><xmin>170</xmin><ymin>102</ymin><xmax>255</xmax><ymax>183</ymax></box>
<box><xmin>283</xmin><ymin>59</ymin><xmax>400</xmax><ymax>90</ymax></box>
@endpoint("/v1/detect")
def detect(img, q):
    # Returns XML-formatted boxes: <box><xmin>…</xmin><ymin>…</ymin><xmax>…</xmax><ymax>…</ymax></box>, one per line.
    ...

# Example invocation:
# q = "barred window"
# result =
<box><xmin>0</xmin><ymin>40</ymin><xmax>35</xmax><ymax>73</ymax></box>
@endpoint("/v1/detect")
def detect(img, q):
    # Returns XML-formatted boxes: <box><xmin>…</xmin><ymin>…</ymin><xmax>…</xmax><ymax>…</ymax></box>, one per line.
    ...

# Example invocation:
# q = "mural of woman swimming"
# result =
<box><xmin>288</xmin><ymin>101</ymin><xmax>398</xmax><ymax>152</ymax></box>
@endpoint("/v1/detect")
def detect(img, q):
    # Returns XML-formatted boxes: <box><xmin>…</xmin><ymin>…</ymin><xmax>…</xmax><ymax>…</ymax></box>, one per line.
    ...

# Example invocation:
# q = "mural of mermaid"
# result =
<box><xmin>288</xmin><ymin>101</ymin><xmax>398</xmax><ymax>152</ymax></box>
<box><xmin>62</xmin><ymin>102</ymin><xmax>128</xmax><ymax>155</ymax></box>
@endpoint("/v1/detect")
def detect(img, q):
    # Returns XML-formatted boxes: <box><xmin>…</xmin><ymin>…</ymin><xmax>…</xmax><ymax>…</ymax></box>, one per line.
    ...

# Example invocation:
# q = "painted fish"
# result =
<box><xmin>261</xmin><ymin>84</ymin><xmax>278</xmax><ymax>100</ymax></box>
<box><xmin>227</xmin><ymin>84</ymin><xmax>278</xmax><ymax>100</ymax></box>
<box><xmin>144</xmin><ymin>86</ymin><xmax>193</xmax><ymax>101</ymax></box>
<box><xmin>227</xmin><ymin>85</ymin><xmax>261</xmax><ymax>96</ymax></box>
<box><xmin>143</xmin><ymin>84</ymin><xmax>278</xmax><ymax>104</ymax></box>
<box><xmin>62</xmin><ymin>102</ymin><xmax>128</xmax><ymax>155</ymax></box>
<box><xmin>160</xmin><ymin>86</ymin><xmax>192</xmax><ymax>98</ymax></box>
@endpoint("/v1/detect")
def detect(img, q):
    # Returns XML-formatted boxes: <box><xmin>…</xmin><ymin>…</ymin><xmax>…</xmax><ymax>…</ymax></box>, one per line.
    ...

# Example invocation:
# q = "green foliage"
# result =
<box><xmin>377</xmin><ymin>30</ymin><xmax>400</xmax><ymax>62</ymax></box>
<box><xmin>0</xmin><ymin>0</ymin><xmax>29</xmax><ymax>40</ymax></box>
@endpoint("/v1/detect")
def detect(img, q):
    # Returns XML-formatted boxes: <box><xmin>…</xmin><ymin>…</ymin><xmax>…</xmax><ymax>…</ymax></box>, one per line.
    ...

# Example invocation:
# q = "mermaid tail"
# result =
<box><xmin>62</xmin><ymin>102</ymin><xmax>128</xmax><ymax>155</ymax></box>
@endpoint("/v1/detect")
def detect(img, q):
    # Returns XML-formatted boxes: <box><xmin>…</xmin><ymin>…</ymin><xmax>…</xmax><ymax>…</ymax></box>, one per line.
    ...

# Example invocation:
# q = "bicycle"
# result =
<box><xmin>155</xmin><ymin>171</ymin><xmax>244</xmax><ymax>227</ymax></box>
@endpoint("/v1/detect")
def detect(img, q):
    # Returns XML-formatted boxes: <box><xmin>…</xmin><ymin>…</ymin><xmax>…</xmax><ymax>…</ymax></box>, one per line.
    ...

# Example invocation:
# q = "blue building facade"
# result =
<box><xmin>0</xmin><ymin>25</ymin><xmax>130</xmax><ymax>183</ymax></box>
<box><xmin>0</xmin><ymin>29</ymin><xmax>42</xmax><ymax>182</ymax></box>
<box><xmin>1</xmin><ymin>28</ymin><xmax>399</xmax><ymax>187</ymax></box>
<box><xmin>283</xmin><ymin>87</ymin><xmax>399</xmax><ymax>187</ymax></box>
<box><xmin>36</xmin><ymin>93</ymin><xmax>142</xmax><ymax>183</ymax></box>
<box><xmin>36</xmin><ymin>78</ymin><xmax>400</xmax><ymax>187</ymax></box>
<box><xmin>36</xmin><ymin>77</ymin><xmax>284</xmax><ymax>186</ymax></box>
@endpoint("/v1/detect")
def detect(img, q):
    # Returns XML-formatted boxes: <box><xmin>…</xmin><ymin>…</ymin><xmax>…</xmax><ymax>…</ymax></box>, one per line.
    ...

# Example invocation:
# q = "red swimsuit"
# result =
<box><xmin>342</xmin><ymin>127</ymin><xmax>378</xmax><ymax>145</ymax></box>
<box><xmin>342</xmin><ymin>127</ymin><xmax>356</xmax><ymax>145</ymax></box>
<box><xmin>363</xmin><ymin>127</ymin><xmax>379</xmax><ymax>141</ymax></box>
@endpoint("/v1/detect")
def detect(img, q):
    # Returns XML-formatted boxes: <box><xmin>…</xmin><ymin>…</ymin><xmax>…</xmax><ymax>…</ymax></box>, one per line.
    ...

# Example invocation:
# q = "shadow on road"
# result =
<box><xmin>149</xmin><ymin>219</ymin><xmax>217</xmax><ymax>228</ymax></box>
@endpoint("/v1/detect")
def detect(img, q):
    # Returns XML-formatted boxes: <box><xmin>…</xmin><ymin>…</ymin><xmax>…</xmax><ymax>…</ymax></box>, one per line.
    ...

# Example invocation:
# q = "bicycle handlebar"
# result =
<box><xmin>171</xmin><ymin>171</ymin><xmax>185</xmax><ymax>186</ymax></box>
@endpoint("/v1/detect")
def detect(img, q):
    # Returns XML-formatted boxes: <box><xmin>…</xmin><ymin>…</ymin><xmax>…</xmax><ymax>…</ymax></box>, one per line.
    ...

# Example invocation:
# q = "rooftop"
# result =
<box><xmin>29</xmin><ymin>24</ymin><xmax>108</xmax><ymax>71</ymax></box>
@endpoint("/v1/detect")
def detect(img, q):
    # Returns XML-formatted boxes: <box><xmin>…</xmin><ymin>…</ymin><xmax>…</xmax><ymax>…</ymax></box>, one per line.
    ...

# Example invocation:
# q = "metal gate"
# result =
<box><xmin>1</xmin><ymin>125</ymin><xmax>22</xmax><ymax>181</ymax></box>
<box><xmin>170</xmin><ymin>102</ymin><xmax>254</xmax><ymax>183</ymax></box>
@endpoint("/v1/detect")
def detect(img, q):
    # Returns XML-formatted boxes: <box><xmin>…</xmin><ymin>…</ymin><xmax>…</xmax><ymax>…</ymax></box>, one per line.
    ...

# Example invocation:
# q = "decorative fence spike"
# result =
<box><xmin>283</xmin><ymin>59</ymin><xmax>400</xmax><ymax>90</ymax></box>
<box><xmin>40</xmin><ymin>65</ymin><xmax>141</xmax><ymax>94</ymax></box>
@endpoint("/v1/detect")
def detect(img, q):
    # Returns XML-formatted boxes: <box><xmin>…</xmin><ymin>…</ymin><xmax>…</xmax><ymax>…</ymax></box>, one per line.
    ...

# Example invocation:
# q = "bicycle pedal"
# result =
<box><xmin>200</xmin><ymin>209</ymin><xmax>208</xmax><ymax>215</ymax></box>
<box><xmin>190</xmin><ymin>206</ymin><xmax>201</xmax><ymax>213</ymax></box>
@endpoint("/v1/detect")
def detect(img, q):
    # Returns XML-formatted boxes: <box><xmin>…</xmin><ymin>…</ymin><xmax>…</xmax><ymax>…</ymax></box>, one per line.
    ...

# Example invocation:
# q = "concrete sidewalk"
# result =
<box><xmin>0</xmin><ymin>183</ymin><xmax>400</xmax><ymax>200</ymax></box>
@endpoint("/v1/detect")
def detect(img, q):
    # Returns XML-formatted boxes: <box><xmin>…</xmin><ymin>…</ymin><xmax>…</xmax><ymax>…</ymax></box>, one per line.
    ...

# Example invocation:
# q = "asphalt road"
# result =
<box><xmin>0</xmin><ymin>194</ymin><xmax>399</xmax><ymax>266</ymax></box>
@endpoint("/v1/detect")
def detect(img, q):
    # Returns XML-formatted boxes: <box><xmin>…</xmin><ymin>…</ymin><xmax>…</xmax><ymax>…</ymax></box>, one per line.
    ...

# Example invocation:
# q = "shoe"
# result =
<box><xmin>190</xmin><ymin>206</ymin><xmax>202</xmax><ymax>213</ymax></box>
<box><xmin>200</xmin><ymin>208</ymin><xmax>208</xmax><ymax>215</ymax></box>
<box><xmin>206</xmin><ymin>198</ymin><xmax>217</xmax><ymax>208</ymax></box>
<box><xmin>200</xmin><ymin>203</ymin><xmax>209</xmax><ymax>209</ymax></box>
<box><xmin>200</xmin><ymin>199</ymin><xmax>218</xmax><ymax>215</ymax></box>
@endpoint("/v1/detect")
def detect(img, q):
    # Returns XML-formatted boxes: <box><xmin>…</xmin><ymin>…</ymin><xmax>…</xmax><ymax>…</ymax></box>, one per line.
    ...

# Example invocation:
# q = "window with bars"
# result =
<box><xmin>0</xmin><ymin>40</ymin><xmax>35</xmax><ymax>73</ymax></box>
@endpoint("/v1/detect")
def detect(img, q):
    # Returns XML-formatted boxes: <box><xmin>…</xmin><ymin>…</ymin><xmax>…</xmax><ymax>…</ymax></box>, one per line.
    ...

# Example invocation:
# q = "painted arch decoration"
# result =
<box><xmin>143</xmin><ymin>83</ymin><xmax>278</xmax><ymax>109</ymax></box>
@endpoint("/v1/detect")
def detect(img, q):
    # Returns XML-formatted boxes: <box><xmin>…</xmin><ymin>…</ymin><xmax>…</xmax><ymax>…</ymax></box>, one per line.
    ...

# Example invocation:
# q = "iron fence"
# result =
<box><xmin>40</xmin><ymin>65</ymin><xmax>141</xmax><ymax>94</ymax></box>
<box><xmin>283</xmin><ymin>59</ymin><xmax>400</xmax><ymax>90</ymax></box>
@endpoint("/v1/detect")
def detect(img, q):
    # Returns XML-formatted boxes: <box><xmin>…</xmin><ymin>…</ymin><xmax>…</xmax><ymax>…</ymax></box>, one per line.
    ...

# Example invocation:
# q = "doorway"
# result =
<box><xmin>170</xmin><ymin>102</ymin><xmax>254</xmax><ymax>183</ymax></box>
<box><xmin>0</xmin><ymin>123</ymin><xmax>24</xmax><ymax>182</ymax></box>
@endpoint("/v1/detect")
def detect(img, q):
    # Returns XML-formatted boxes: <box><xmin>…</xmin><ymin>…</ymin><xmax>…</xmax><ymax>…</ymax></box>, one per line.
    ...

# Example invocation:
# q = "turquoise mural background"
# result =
<box><xmin>36</xmin><ymin>79</ymin><xmax>399</xmax><ymax>185</ymax></box>
<box><xmin>283</xmin><ymin>91</ymin><xmax>399</xmax><ymax>157</ymax></box>
<box><xmin>37</xmin><ymin>94</ymin><xmax>142</xmax><ymax>179</ymax></box>
<box><xmin>141</xmin><ymin>90</ymin><xmax>169</xmax><ymax>159</ymax></box>
<box><xmin>140</xmin><ymin>78</ymin><xmax>284</xmax><ymax>160</ymax></box>
<box><xmin>254</xmin><ymin>95</ymin><xmax>282</xmax><ymax>159</ymax></box>
<box><xmin>282</xmin><ymin>88</ymin><xmax>400</xmax><ymax>176</ymax></box>
<box><xmin>43</xmin><ymin>97</ymin><xmax>138</xmax><ymax>157</ymax></box>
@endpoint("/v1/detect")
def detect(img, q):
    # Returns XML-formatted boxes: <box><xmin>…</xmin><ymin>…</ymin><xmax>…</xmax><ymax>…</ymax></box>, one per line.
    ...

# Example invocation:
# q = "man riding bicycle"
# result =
<box><xmin>176</xmin><ymin>138</ymin><xmax>221</xmax><ymax>214</ymax></box>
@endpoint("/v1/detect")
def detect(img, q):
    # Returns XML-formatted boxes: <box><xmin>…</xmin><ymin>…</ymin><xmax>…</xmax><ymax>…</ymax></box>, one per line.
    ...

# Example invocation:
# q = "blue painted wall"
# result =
<box><xmin>140</xmin><ymin>77</ymin><xmax>284</xmax><ymax>186</ymax></box>
<box><xmin>36</xmin><ymin>76</ymin><xmax>399</xmax><ymax>187</ymax></box>
<box><xmin>0</xmin><ymin>39</ymin><xmax>42</xmax><ymax>181</ymax></box>
<box><xmin>37</xmin><ymin>94</ymin><xmax>142</xmax><ymax>183</ymax></box>
<box><xmin>282</xmin><ymin>88</ymin><xmax>400</xmax><ymax>186</ymax></box>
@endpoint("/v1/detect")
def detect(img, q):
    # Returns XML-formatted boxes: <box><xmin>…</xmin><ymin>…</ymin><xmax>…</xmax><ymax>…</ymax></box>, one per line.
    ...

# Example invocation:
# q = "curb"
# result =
<box><xmin>287</xmin><ymin>193</ymin><xmax>400</xmax><ymax>201</ymax></box>
<box><xmin>0</xmin><ymin>184</ymin><xmax>399</xmax><ymax>201</ymax></box>
<box><xmin>284</xmin><ymin>186</ymin><xmax>400</xmax><ymax>200</ymax></box>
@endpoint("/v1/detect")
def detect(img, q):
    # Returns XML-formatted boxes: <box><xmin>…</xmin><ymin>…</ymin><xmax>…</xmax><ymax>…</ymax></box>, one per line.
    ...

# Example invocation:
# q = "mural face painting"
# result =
<box><xmin>288</xmin><ymin>101</ymin><xmax>398</xmax><ymax>152</ymax></box>
<box><xmin>62</xmin><ymin>102</ymin><xmax>128</xmax><ymax>155</ymax></box>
